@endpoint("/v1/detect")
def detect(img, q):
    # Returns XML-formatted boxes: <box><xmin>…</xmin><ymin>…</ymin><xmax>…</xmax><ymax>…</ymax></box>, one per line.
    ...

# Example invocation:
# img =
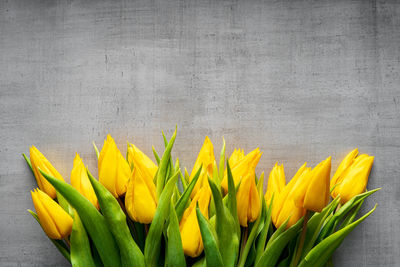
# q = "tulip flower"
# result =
<box><xmin>71</xmin><ymin>153</ymin><xmax>99</xmax><ymax>209</ymax></box>
<box><xmin>31</xmin><ymin>188</ymin><xmax>73</xmax><ymax>239</ymax></box>
<box><xmin>98</xmin><ymin>135</ymin><xmax>131</xmax><ymax>197</ymax></box>
<box><xmin>331</xmin><ymin>149</ymin><xmax>374</xmax><ymax>204</ymax></box>
<box><xmin>264</xmin><ymin>163</ymin><xmax>286</xmax><ymax>207</ymax></box>
<box><xmin>188</xmin><ymin>136</ymin><xmax>215</xmax><ymax>198</ymax></box>
<box><xmin>228</xmin><ymin>148</ymin><xmax>245</xmax><ymax>168</ymax></box>
<box><xmin>294</xmin><ymin>157</ymin><xmax>331</xmax><ymax>212</ymax></box>
<box><xmin>125</xmin><ymin>167</ymin><xmax>157</xmax><ymax>224</ymax></box>
<box><xmin>271</xmin><ymin>163</ymin><xmax>311</xmax><ymax>228</ymax></box>
<box><xmin>30</xmin><ymin>146</ymin><xmax>65</xmax><ymax>199</ymax></box>
<box><xmin>179</xmin><ymin>187</ymin><xmax>211</xmax><ymax>257</ymax></box>
<box><xmin>127</xmin><ymin>143</ymin><xmax>158</xmax><ymax>181</ymax></box>
<box><xmin>221</xmin><ymin>148</ymin><xmax>262</xmax><ymax>193</ymax></box>
<box><xmin>236</xmin><ymin>172</ymin><xmax>261</xmax><ymax>226</ymax></box>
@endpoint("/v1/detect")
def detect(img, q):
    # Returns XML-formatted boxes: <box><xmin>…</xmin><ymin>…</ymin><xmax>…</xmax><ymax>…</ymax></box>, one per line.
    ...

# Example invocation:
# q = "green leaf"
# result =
<box><xmin>156</xmin><ymin>127</ymin><xmax>177</xmax><ymax>198</ymax></box>
<box><xmin>28</xmin><ymin>209</ymin><xmax>71</xmax><ymax>263</ymax></box>
<box><xmin>22</xmin><ymin>153</ymin><xmax>34</xmax><ymax>174</ymax></box>
<box><xmin>226</xmin><ymin>161</ymin><xmax>240</xmax><ymax>238</ymax></box>
<box><xmin>165</xmin><ymin>199</ymin><xmax>186</xmax><ymax>267</ymax></box>
<box><xmin>175</xmin><ymin>166</ymin><xmax>202</xmax><ymax>221</ymax></box>
<box><xmin>152</xmin><ymin>146</ymin><xmax>161</xmax><ymax>165</ymax></box>
<box><xmin>317</xmin><ymin>188</ymin><xmax>380</xmax><ymax>242</ymax></box>
<box><xmin>87</xmin><ymin>171</ymin><xmax>144</xmax><ymax>267</ymax></box>
<box><xmin>70</xmin><ymin>209</ymin><xmax>96</xmax><ymax>267</ymax></box>
<box><xmin>92</xmin><ymin>141</ymin><xmax>100</xmax><ymax>159</ymax></box>
<box><xmin>196</xmin><ymin>203</ymin><xmax>224</xmax><ymax>267</ymax></box>
<box><xmin>255</xmin><ymin>217</ymin><xmax>304</xmax><ymax>267</ymax></box>
<box><xmin>209</xmin><ymin>178</ymin><xmax>239</xmax><ymax>267</ymax></box>
<box><xmin>255</xmin><ymin>196</ymin><xmax>272</xmax><ymax>264</ymax></box>
<box><xmin>144</xmin><ymin>172</ymin><xmax>179</xmax><ymax>267</ymax></box>
<box><xmin>340</xmin><ymin>199</ymin><xmax>364</xmax><ymax>229</ymax></box>
<box><xmin>298</xmin><ymin>204</ymin><xmax>377</xmax><ymax>267</ymax></box>
<box><xmin>39</xmin><ymin>169</ymin><xmax>121</xmax><ymax>267</ymax></box>
<box><xmin>300</xmin><ymin>197</ymin><xmax>340</xmax><ymax>260</ymax></box>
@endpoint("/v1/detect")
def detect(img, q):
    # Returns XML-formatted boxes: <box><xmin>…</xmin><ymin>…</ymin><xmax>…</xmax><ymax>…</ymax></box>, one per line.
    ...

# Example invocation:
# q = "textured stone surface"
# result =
<box><xmin>1</xmin><ymin>0</ymin><xmax>399</xmax><ymax>266</ymax></box>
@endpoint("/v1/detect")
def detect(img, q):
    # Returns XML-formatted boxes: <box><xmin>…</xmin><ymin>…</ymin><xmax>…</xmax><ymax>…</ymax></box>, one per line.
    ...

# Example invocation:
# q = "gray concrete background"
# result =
<box><xmin>1</xmin><ymin>0</ymin><xmax>399</xmax><ymax>266</ymax></box>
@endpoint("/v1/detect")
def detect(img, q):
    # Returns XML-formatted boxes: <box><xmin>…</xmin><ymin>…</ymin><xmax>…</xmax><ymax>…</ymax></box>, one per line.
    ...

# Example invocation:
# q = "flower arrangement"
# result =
<box><xmin>23</xmin><ymin>128</ymin><xmax>379</xmax><ymax>267</ymax></box>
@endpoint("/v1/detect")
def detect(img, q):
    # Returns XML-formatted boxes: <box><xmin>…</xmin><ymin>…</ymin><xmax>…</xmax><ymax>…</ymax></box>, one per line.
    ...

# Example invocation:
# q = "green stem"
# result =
<box><xmin>293</xmin><ymin>210</ymin><xmax>310</xmax><ymax>267</ymax></box>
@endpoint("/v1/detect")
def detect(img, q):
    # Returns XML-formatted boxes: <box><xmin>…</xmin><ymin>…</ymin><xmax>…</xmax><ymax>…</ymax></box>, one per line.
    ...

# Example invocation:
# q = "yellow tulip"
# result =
<box><xmin>31</xmin><ymin>188</ymin><xmax>73</xmax><ymax>239</ymax></box>
<box><xmin>264</xmin><ymin>163</ymin><xmax>286</xmax><ymax>207</ymax></box>
<box><xmin>127</xmin><ymin>143</ymin><xmax>158</xmax><ymax>181</ymax></box>
<box><xmin>294</xmin><ymin>157</ymin><xmax>331</xmax><ymax>212</ymax></box>
<box><xmin>221</xmin><ymin>148</ymin><xmax>262</xmax><ymax>193</ymax></box>
<box><xmin>71</xmin><ymin>153</ymin><xmax>99</xmax><ymax>209</ymax></box>
<box><xmin>229</xmin><ymin>149</ymin><xmax>245</xmax><ymax>168</ymax></box>
<box><xmin>271</xmin><ymin>163</ymin><xmax>310</xmax><ymax>228</ymax></box>
<box><xmin>189</xmin><ymin>136</ymin><xmax>215</xmax><ymax>198</ymax></box>
<box><xmin>98</xmin><ymin>135</ymin><xmax>131</xmax><ymax>197</ymax></box>
<box><xmin>331</xmin><ymin>150</ymin><xmax>374</xmax><ymax>204</ymax></box>
<box><xmin>236</xmin><ymin>172</ymin><xmax>260</xmax><ymax>226</ymax></box>
<box><xmin>125</xmin><ymin>167</ymin><xmax>158</xmax><ymax>224</ymax></box>
<box><xmin>30</xmin><ymin>146</ymin><xmax>65</xmax><ymax>199</ymax></box>
<box><xmin>179</xmin><ymin>187</ymin><xmax>211</xmax><ymax>257</ymax></box>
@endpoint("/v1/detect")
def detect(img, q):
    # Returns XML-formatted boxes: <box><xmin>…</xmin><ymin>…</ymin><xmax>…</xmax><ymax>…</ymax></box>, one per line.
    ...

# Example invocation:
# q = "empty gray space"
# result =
<box><xmin>1</xmin><ymin>0</ymin><xmax>399</xmax><ymax>266</ymax></box>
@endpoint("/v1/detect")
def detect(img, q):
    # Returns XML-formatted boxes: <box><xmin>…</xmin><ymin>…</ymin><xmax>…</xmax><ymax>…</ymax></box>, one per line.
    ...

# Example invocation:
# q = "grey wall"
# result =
<box><xmin>1</xmin><ymin>0</ymin><xmax>399</xmax><ymax>266</ymax></box>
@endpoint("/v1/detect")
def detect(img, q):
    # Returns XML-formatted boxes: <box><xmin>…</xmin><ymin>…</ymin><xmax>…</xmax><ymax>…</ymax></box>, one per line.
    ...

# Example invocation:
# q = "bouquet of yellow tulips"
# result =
<box><xmin>23</xmin><ymin>127</ymin><xmax>379</xmax><ymax>267</ymax></box>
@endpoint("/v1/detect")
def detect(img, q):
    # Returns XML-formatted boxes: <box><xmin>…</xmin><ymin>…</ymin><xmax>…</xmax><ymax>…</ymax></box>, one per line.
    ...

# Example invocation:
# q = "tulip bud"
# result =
<box><xmin>29</xmin><ymin>146</ymin><xmax>65</xmax><ymax>199</ymax></box>
<box><xmin>125</xmin><ymin>167</ymin><xmax>157</xmax><ymax>224</ymax></box>
<box><xmin>221</xmin><ymin>148</ymin><xmax>262</xmax><ymax>193</ymax></box>
<box><xmin>236</xmin><ymin>173</ymin><xmax>261</xmax><ymax>227</ymax></box>
<box><xmin>179</xmin><ymin>187</ymin><xmax>211</xmax><ymax>257</ymax></box>
<box><xmin>31</xmin><ymin>188</ymin><xmax>73</xmax><ymax>239</ymax></box>
<box><xmin>189</xmin><ymin>137</ymin><xmax>215</xmax><ymax>198</ymax></box>
<box><xmin>294</xmin><ymin>157</ymin><xmax>331</xmax><ymax>212</ymax></box>
<box><xmin>71</xmin><ymin>153</ymin><xmax>99</xmax><ymax>209</ymax></box>
<box><xmin>264</xmin><ymin>163</ymin><xmax>286</xmax><ymax>207</ymax></box>
<box><xmin>127</xmin><ymin>143</ymin><xmax>158</xmax><ymax>180</ymax></box>
<box><xmin>331</xmin><ymin>150</ymin><xmax>374</xmax><ymax>204</ymax></box>
<box><xmin>98</xmin><ymin>135</ymin><xmax>131</xmax><ymax>197</ymax></box>
<box><xmin>271</xmin><ymin>163</ymin><xmax>310</xmax><ymax>228</ymax></box>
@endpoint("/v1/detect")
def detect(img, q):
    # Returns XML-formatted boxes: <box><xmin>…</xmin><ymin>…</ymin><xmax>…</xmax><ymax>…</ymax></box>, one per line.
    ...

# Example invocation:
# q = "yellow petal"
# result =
<box><xmin>330</xmin><ymin>148</ymin><xmax>358</xmax><ymax>191</ymax></box>
<box><xmin>236</xmin><ymin>173</ymin><xmax>260</xmax><ymax>227</ymax></box>
<box><xmin>271</xmin><ymin>163</ymin><xmax>308</xmax><ymax>228</ymax></box>
<box><xmin>265</xmin><ymin>163</ymin><xmax>286</xmax><ymax>207</ymax></box>
<box><xmin>29</xmin><ymin>146</ymin><xmax>64</xmax><ymax>199</ymax></box>
<box><xmin>303</xmin><ymin>157</ymin><xmax>331</xmax><ymax>212</ymax></box>
<box><xmin>31</xmin><ymin>189</ymin><xmax>73</xmax><ymax>239</ymax></box>
<box><xmin>189</xmin><ymin>137</ymin><xmax>215</xmax><ymax>198</ymax></box>
<box><xmin>98</xmin><ymin>135</ymin><xmax>130</xmax><ymax>197</ymax></box>
<box><xmin>335</xmin><ymin>155</ymin><xmax>374</xmax><ymax>203</ymax></box>
<box><xmin>125</xmin><ymin>168</ymin><xmax>157</xmax><ymax>224</ymax></box>
<box><xmin>71</xmin><ymin>153</ymin><xmax>99</xmax><ymax>209</ymax></box>
<box><xmin>127</xmin><ymin>143</ymin><xmax>158</xmax><ymax>183</ymax></box>
<box><xmin>221</xmin><ymin>148</ymin><xmax>262</xmax><ymax>192</ymax></box>
<box><xmin>180</xmin><ymin>187</ymin><xmax>210</xmax><ymax>257</ymax></box>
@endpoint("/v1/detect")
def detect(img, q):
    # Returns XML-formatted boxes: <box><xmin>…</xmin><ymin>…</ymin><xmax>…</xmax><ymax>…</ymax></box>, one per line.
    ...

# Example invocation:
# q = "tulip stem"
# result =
<box><xmin>64</xmin><ymin>238</ymin><xmax>70</xmax><ymax>247</ymax></box>
<box><xmin>292</xmin><ymin>210</ymin><xmax>310</xmax><ymax>267</ymax></box>
<box><xmin>335</xmin><ymin>203</ymin><xmax>342</xmax><ymax>213</ymax></box>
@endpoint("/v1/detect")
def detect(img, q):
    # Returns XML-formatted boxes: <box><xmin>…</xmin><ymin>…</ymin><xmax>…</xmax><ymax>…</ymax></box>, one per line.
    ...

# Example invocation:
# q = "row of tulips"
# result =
<box><xmin>23</xmin><ymin>128</ymin><xmax>379</xmax><ymax>267</ymax></box>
